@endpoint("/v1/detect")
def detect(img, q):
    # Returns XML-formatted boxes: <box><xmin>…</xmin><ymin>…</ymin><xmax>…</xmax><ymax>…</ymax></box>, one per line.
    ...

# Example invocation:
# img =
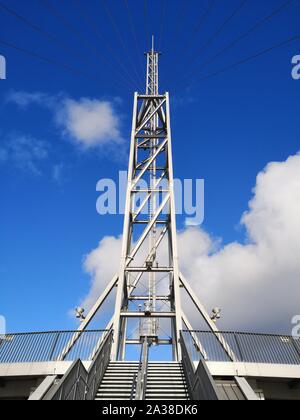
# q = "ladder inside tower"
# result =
<box><xmin>146</xmin><ymin>38</ymin><xmax>159</xmax><ymax>343</ymax></box>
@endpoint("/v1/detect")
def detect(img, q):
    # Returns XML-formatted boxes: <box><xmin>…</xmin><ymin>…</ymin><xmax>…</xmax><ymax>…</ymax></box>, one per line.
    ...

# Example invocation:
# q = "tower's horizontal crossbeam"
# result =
<box><xmin>129</xmin><ymin>296</ymin><xmax>171</xmax><ymax>301</ymax></box>
<box><xmin>132</xmin><ymin>189</ymin><xmax>169</xmax><ymax>193</ymax></box>
<box><xmin>132</xmin><ymin>221</ymin><xmax>168</xmax><ymax>226</ymax></box>
<box><xmin>126</xmin><ymin>339</ymin><xmax>172</xmax><ymax>345</ymax></box>
<box><xmin>138</xmin><ymin>95</ymin><xmax>166</xmax><ymax>99</ymax></box>
<box><xmin>126</xmin><ymin>267</ymin><xmax>173</xmax><ymax>272</ymax></box>
<box><xmin>137</xmin><ymin>134</ymin><xmax>166</xmax><ymax>139</ymax></box>
<box><xmin>120</xmin><ymin>312</ymin><xmax>176</xmax><ymax>318</ymax></box>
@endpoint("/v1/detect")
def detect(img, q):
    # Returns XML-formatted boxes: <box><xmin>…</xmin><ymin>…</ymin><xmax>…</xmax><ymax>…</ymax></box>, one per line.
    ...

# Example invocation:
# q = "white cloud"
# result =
<box><xmin>0</xmin><ymin>134</ymin><xmax>49</xmax><ymax>175</ymax></box>
<box><xmin>80</xmin><ymin>153</ymin><xmax>300</xmax><ymax>334</ymax></box>
<box><xmin>56</xmin><ymin>98</ymin><xmax>122</xmax><ymax>149</ymax></box>
<box><xmin>82</xmin><ymin>235</ymin><xmax>123</xmax><ymax>310</ymax></box>
<box><xmin>6</xmin><ymin>91</ymin><xmax>56</xmax><ymax>108</ymax></box>
<box><xmin>7</xmin><ymin>91</ymin><xmax>123</xmax><ymax>150</ymax></box>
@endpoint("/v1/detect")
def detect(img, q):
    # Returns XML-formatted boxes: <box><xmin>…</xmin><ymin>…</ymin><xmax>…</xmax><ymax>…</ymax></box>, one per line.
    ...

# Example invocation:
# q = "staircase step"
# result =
<box><xmin>104</xmin><ymin>373</ymin><xmax>138</xmax><ymax>376</ymax></box>
<box><xmin>95</xmin><ymin>398</ymin><xmax>133</xmax><ymax>401</ymax></box>
<box><xmin>147</xmin><ymin>369</ymin><xmax>183</xmax><ymax>372</ymax></box>
<box><xmin>146</xmin><ymin>393</ymin><xmax>189</xmax><ymax>398</ymax></box>
<box><xmin>147</xmin><ymin>382</ymin><xmax>187</xmax><ymax>386</ymax></box>
<box><xmin>105</xmin><ymin>372</ymin><xmax>138</xmax><ymax>375</ymax></box>
<box><xmin>148</xmin><ymin>372</ymin><xmax>184</xmax><ymax>375</ymax></box>
<box><xmin>147</xmin><ymin>385</ymin><xmax>187</xmax><ymax>389</ymax></box>
<box><xmin>102</xmin><ymin>380</ymin><xmax>135</xmax><ymax>384</ymax></box>
<box><xmin>96</xmin><ymin>399</ymin><xmax>133</xmax><ymax>401</ymax></box>
<box><xmin>96</xmin><ymin>396</ymin><xmax>133</xmax><ymax>400</ymax></box>
<box><xmin>99</xmin><ymin>386</ymin><xmax>132</xmax><ymax>388</ymax></box>
<box><xmin>147</xmin><ymin>389</ymin><xmax>188</xmax><ymax>394</ymax></box>
<box><xmin>146</xmin><ymin>397</ymin><xmax>189</xmax><ymax>400</ymax></box>
<box><xmin>148</xmin><ymin>367</ymin><xmax>183</xmax><ymax>370</ymax></box>
<box><xmin>97</xmin><ymin>392</ymin><xmax>132</xmax><ymax>397</ymax></box>
<box><xmin>106</xmin><ymin>366</ymin><xmax>139</xmax><ymax>369</ymax></box>
<box><xmin>147</xmin><ymin>375</ymin><xmax>184</xmax><ymax>378</ymax></box>
<box><xmin>106</xmin><ymin>368</ymin><xmax>137</xmax><ymax>370</ymax></box>
<box><xmin>148</xmin><ymin>370</ymin><xmax>183</xmax><ymax>373</ymax></box>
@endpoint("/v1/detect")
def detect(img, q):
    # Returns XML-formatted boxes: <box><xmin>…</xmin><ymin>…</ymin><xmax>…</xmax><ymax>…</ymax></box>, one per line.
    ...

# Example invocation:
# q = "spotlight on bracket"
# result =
<box><xmin>75</xmin><ymin>307</ymin><xmax>86</xmax><ymax>321</ymax></box>
<box><xmin>211</xmin><ymin>307</ymin><xmax>221</xmax><ymax>323</ymax></box>
<box><xmin>146</xmin><ymin>259</ymin><xmax>153</xmax><ymax>270</ymax></box>
<box><xmin>144</xmin><ymin>301</ymin><xmax>152</xmax><ymax>316</ymax></box>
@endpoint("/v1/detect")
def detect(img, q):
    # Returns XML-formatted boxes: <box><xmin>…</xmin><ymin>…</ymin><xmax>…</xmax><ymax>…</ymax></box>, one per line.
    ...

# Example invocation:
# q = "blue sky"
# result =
<box><xmin>0</xmin><ymin>0</ymin><xmax>300</xmax><ymax>334</ymax></box>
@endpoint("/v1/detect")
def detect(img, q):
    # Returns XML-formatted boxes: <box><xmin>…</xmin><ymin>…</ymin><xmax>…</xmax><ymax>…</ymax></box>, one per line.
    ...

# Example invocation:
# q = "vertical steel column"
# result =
<box><xmin>111</xmin><ymin>93</ymin><xmax>138</xmax><ymax>360</ymax></box>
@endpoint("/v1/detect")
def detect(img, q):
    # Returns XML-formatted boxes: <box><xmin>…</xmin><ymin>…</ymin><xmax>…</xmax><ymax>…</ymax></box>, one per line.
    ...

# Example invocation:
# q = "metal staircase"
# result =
<box><xmin>95</xmin><ymin>362</ymin><xmax>190</xmax><ymax>401</ymax></box>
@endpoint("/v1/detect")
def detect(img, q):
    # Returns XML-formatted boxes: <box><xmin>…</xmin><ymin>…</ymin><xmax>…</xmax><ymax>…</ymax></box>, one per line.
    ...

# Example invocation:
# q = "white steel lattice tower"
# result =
<box><xmin>111</xmin><ymin>38</ymin><xmax>183</xmax><ymax>360</ymax></box>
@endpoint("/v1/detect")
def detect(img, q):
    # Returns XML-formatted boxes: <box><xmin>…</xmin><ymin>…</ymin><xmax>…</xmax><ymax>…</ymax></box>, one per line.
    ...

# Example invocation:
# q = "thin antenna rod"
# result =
<box><xmin>146</xmin><ymin>35</ymin><xmax>159</xmax><ymax>95</ymax></box>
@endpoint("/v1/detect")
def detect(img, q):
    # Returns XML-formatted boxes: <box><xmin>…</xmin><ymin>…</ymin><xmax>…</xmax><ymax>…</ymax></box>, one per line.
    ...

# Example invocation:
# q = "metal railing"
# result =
<box><xmin>182</xmin><ymin>330</ymin><xmax>300</xmax><ymax>366</ymax></box>
<box><xmin>0</xmin><ymin>330</ymin><xmax>108</xmax><ymax>364</ymax></box>
<box><xmin>48</xmin><ymin>329</ymin><xmax>113</xmax><ymax>400</ymax></box>
<box><xmin>85</xmin><ymin>329</ymin><xmax>113</xmax><ymax>400</ymax></box>
<box><xmin>132</xmin><ymin>337</ymin><xmax>150</xmax><ymax>400</ymax></box>
<box><xmin>130</xmin><ymin>373</ymin><xmax>138</xmax><ymax>400</ymax></box>
<box><xmin>180</xmin><ymin>332</ymin><xmax>220</xmax><ymax>400</ymax></box>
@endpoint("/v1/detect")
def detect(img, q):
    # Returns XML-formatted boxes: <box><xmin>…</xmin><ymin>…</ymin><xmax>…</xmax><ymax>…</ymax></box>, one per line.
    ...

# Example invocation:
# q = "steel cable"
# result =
<box><xmin>176</xmin><ymin>0</ymin><xmax>297</xmax><ymax>92</ymax></box>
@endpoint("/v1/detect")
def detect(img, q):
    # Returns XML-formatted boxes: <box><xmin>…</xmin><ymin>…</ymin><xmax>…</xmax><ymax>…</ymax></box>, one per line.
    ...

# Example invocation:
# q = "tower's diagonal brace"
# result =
<box><xmin>182</xmin><ymin>312</ymin><xmax>208</xmax><ymax>361</ymax></box>
<box><xmin>138</xmin><ymin>99</ymin><xmax>153</xmax><ymax>123</ymax></box>
<box><xmin>153</xmin><ymin>98</ymin><xmax>166</xmax><ymax>125</ymax></box>
<box><xmin>179</xmin><ymin>273</ymin><xmax>236</xmax><ymax>361</ymax></box>
<box><xmin>58</xmin><ymin>274</ymin><xmax>118</xmax><ymax>360</ymax></box>
<box><xmin>179</xmin><ymin>273</ymin><xmax>219</xmax><ymax>333</ymax></box>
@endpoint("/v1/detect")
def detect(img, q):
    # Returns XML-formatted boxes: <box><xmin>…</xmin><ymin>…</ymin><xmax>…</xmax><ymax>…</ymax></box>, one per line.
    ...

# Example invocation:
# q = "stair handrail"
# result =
<box><xmin>133</xmin><ymin>337</ymin><xmax>150</xmax><ymax>400</ymax></box>
<box><xmin>85</xmin><ymin>329</ymin><xmax>113</xmax><ymax>400</ymax></box>
<box><xmin>46</xmin><ymin>329</ymin><xmax>113</xmax><ymax>400</ymax></box>
<box><xmin>180</xmin><ymin>331</ymin><xmax>220</xmax><ymax>401</ymax></box>
<box><xmin>130</xmin><ymin>373</ymin><xmax>138</xmax><ymax>400</ymax></box>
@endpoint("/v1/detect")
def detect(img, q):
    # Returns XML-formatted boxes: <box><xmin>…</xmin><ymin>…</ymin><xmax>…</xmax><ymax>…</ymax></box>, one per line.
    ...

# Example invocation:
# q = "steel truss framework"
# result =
<box><xmin>61</xmin><ymin>41</ymin><xmax>231</xmax><ymax>363</ymax></box>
